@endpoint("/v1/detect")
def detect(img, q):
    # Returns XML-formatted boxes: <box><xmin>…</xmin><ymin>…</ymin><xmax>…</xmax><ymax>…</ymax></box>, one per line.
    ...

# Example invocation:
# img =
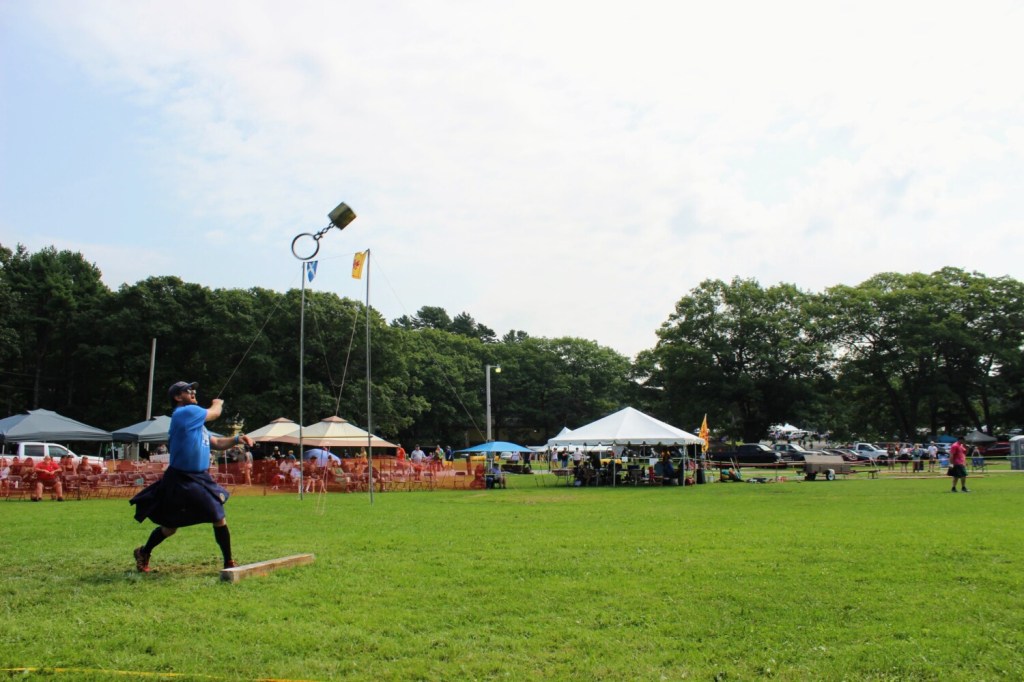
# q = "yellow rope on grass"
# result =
<box><xmin>0</xmin><ymin>668</ymin><xmax>317</xmax><ymax>682</ymax></box>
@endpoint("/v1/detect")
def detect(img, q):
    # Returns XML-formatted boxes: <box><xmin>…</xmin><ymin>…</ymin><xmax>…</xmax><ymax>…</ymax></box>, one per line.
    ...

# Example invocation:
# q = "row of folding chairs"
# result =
<box><xmin>61</xmin><ymin>472</ymin><xmax>160</xmax><ymax>500</ymax></box>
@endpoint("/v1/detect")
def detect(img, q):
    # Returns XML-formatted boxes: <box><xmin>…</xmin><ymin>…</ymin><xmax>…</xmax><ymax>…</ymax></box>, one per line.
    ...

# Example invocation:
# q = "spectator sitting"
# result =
<box><xmin>0</xmin><ymin>457</ymin><xmax>9</xmax><ymax>493</ymax></box>
<box><xmin>660</xmin><ymin>451</ymin><xmax>677</xmax><ymax>485</ymax></box>
<box><xmin>33</xmin><ymin>454</ymin><xmax>64</xmax><ymax>501</ymax></box>
<box><xmin>720</xmin><ymin>466</ymin><xmax>742</xmax><ymax>482</ymax></box>
<box><xmin>19</xmin><ymin>457</ymin><xmax>35</xmax><ymax>484</ymax></box>
<box><xmin>283</xmin><ymin>456</ymin><xmax>300</xmax><ymax>487</ymax></box>
<box><xmin>302</xmin><ymin>457</ymin><xmax>322</xmax><ymax>492</ymax></box>
<box><xmin>267</xmin><ymin>465</ymin><xmax>286</xmax><ymax>489</ymax></box>
<box><xmin>329</xmin><ymin>463</ymin><xmax>348</xmax><ymax>487</ymax></box>
<box><xmin>485</xmin><ymin>460</ymin><xmax>506</xmax><ymax>489</ymax></box>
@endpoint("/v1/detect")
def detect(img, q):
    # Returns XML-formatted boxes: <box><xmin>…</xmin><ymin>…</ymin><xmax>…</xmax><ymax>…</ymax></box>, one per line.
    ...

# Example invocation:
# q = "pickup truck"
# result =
<box><xmin>709</xmin><ymin>443</ymin><xmax>786</xmax><ymax>467</ymax></box>
<box><xmin>2</xmin><ymin>442</ymin><xmax>103</xmax><ymax>468</ymax></box>
<box><xmin>851</xmin><ymin>443</ymin><xmax>888</xmax><ymax>462</ymax></box>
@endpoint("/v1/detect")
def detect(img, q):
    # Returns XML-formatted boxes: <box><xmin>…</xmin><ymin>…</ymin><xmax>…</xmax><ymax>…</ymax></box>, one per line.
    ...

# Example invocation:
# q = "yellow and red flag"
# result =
<box><xmin>351</xmin><ymin>250</ymin><xmax>367</xmax><ymax>279</ymax></box>
<box><xmin>699</xmin><ymin>414</ymin><xmax>709</xmax><ymax>453</ymax></box>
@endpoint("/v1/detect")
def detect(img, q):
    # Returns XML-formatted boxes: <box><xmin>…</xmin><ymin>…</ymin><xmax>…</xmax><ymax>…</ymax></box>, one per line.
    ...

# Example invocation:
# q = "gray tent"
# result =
<box><xmin>963</xmin><ymin>430</ymin><xmax>997</xmax><ymax>445</ymax></box>
<box><xmin>0</xmin><ymin>408</ymin><xmax>111</xmax><ymax>443</ymax></box>
<box><xmin>112</xmin><ymin>416</ymin><xmax>172</xmax><ymax>443</ymax></box>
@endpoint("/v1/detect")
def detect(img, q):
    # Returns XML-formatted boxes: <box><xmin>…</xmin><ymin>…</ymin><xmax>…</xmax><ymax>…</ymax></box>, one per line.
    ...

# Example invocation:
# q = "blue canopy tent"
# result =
<box><xmin>458</xmin><ymin>440</ymin><xmax>535</xmax><ymax>472</ymax></box>
<box><xmin>455</xmin><ymin>441</ymin><xmax>536</xmax><ymax>485</ymax></box>
<box><xmin>0</xmin><ymin>408</ymin><xmax>111</xmax><ymax>444</ymax></box>
<box><xmin>111</xmin><ymin>416</ymin><xmax>172</xmax><ymax>444</ymax></box>
<box><xmin>456</xmin><ymin>441</ymin><xmax>536</xmax><ymax>454</ymax></box>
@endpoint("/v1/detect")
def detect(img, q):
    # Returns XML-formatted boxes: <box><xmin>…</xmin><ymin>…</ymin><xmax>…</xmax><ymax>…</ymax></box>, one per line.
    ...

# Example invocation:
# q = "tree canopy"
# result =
<box><xmin>1</xmin><ymin>242</ymin><xmax>1020</xmax><ymax>445</ymax></box>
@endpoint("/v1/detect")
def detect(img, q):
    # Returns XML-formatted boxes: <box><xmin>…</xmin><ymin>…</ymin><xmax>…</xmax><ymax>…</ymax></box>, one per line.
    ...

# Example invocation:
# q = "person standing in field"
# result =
<box><xmin>241</xmin><ymin>446</ymin><xmax>253</xmax><ymax>485</ymax></box>
<box><xmin>948</xmin><ymin>436</ymin><xmax>969</xmax><ymax>493</ymax></box>
<box><xmin>130</xmin><ymin>381</ymin><xmax>254</xmax><ymax>572</ymax></box>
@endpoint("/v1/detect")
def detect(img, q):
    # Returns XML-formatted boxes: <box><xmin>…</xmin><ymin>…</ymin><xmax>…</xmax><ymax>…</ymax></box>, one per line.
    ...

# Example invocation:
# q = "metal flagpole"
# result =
<box><xmin>365</xmin><ymin>250</ymin><xmax>374</xmax><ymax>504</ymax></box>
<box><xmin>298</xmin><ymin>261</ymin><xmax>305</xmax><ymax>501</ymax></box>
<box><xmin>289</xmin><ymin>202</ymin><xmax>356</xmax><ymax>501</ymax></box>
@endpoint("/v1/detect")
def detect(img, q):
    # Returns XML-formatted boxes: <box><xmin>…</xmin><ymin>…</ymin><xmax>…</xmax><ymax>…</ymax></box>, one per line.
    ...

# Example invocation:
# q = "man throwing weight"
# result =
<box><xmin>130</xmin><ymin>381</ymin><xmax>254</xmax><ymax>572</ymax></box>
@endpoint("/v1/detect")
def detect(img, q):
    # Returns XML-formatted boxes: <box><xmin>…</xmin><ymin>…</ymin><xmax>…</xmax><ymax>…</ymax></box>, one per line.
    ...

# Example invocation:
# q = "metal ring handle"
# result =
<box><xmin>291</xmin><ymin>233</ymin><xmax>320</xmax><ymax>261</ymax></box>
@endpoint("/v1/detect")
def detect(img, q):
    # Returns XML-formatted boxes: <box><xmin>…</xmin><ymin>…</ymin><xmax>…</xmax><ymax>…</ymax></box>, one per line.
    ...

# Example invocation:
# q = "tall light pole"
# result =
<box><xmin>485</xmin><ymin>364</ymin><xmax>501</xmax><ymax>442</ymax></box>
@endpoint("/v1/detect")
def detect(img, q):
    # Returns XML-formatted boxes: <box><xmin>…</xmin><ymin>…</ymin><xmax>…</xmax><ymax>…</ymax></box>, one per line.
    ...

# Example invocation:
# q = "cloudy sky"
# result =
<box><xmin>2</xmin><ymin>1</ymin><xmax>1022</xmax><ymax>357</ymax></box>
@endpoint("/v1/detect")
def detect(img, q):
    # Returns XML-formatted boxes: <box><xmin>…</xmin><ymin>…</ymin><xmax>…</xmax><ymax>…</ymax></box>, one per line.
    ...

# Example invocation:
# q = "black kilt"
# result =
<box><xmin>949</xmin><ymin>463</ymin><xmax>968</xmax><ymax>478</ymax></box>
<box><xmin>130</xmin><ymin>467</ymin><xmax>230</xmax><ymax>528</ymax></box>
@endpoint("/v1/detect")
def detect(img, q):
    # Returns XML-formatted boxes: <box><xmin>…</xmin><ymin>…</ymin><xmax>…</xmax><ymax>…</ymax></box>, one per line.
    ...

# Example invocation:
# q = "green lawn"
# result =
<box><xmin>2</xmin><ymin>472</ymin><xmax>1022</xmax><ymax>681</ymax></box>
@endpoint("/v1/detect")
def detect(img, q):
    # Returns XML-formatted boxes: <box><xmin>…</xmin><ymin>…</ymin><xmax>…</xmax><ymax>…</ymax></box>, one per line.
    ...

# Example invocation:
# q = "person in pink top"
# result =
<box><xmin>948</xmin><ymin>437</ymin><xmax>969</xmax><ymax>493</ymax></box>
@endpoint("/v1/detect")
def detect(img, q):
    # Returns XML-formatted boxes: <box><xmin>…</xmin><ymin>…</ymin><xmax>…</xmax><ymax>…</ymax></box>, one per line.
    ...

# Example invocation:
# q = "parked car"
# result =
<box><xmin>772</xmin><ymin>443</ymin><xmax>819</xmax><ymax>462</ymax></box>
<box><xmin>981</xmin><ymin>442</ymin><xmax>1010</xmax><ymax>457</ymax></box>
<box><xmin>824</xmin><ymin>448</ymin><xmax>860</xmax><ymax>463</ymax></box>
<box><xmin>709</xmin><ymin>443</ymin><xmax>786</xmax><ymax>467</ymax></box>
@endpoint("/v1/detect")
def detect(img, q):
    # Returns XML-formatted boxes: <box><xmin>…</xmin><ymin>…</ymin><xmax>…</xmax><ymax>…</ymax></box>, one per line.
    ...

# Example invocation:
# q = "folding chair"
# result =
<box><xmin>3</xmin><ymin>475</ymin><xmax>26</xmax><ymax>500</ymax></box>
<box><xmin>61</xmin><ymin>474</ymin><xmax>83</xmax><ymax>501</ymax></box>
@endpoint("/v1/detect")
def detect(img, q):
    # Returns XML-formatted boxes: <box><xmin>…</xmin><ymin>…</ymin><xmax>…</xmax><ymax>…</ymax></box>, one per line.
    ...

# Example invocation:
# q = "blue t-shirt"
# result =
<box><xmin>168</xmin><ymin>404</ymin><xmax>211</xmax><ymax>473</ymax></box>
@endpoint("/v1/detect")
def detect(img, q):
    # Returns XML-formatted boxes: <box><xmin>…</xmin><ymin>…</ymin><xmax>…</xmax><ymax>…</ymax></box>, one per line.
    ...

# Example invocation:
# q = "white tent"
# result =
<box><xmin>548</xmin><ymin>407</ymin><xmax>703</xmax><ymax>446</ymax></box>
<box><xmin>546</xmin><ymin>426</ymin><xmax>573</xmax><ymax>448</ymax></box>
<box><xmin>277</xmin><ymin>415</ymin><xmax>397</xmax><ymax>449</ymax></box>
<box><xmin>246</xmin><ymin>417</ymin><xmax>300</xmax><ymax>443</ymax></box>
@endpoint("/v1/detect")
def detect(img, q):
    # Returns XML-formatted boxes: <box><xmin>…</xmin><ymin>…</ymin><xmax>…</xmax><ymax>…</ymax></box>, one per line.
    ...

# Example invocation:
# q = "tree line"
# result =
<box><xmin>2</xmin><ymin>243</ymin><xmax>1021</xmax><ymax>446</ymax></box>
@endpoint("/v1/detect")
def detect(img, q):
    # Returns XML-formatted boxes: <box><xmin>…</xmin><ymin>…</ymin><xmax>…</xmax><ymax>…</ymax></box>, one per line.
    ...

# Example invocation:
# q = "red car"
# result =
<box><xmin>981</xmin><ymin>442</ymin><xmax>1010</xmax><ymax>457</ymax></box>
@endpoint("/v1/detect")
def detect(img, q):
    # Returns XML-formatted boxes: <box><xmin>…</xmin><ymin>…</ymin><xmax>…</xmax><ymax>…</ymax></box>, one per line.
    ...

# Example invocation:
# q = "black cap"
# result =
<box><xmin>168</xmin><ymin>381</ymin><xmax>198</xmax><ymax>401</ymax></box>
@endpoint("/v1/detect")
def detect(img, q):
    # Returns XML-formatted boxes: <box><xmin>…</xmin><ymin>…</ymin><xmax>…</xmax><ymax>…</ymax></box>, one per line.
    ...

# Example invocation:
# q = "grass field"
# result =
<box><xmin>2</xmin><ymin>470</ymin><xmax>1023</xmax><ymax>681</ymax></box>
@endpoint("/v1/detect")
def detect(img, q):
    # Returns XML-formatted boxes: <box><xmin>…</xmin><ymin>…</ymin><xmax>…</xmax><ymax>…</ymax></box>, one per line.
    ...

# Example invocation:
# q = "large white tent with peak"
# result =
<box><xmin>276</xmin><ymin>415</ymin><xmax>397</xmax><ymax>449</ymax></box>
<box><xmin>547</xmin><ymin>406</ymin><xmax>703</xmax><ymax>447</ymax></box>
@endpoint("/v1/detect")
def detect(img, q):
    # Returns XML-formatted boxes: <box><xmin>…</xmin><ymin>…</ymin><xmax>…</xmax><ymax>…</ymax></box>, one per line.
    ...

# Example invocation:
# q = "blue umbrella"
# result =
<box><xmin>456</xmin><ymin>441</ymin><xmax>535</xmax><ymax>454</ymax></box>
<box><xmin>305</xmin><ymin>448</ymin><xmax>341</xmax><ymax>466</ymax></box>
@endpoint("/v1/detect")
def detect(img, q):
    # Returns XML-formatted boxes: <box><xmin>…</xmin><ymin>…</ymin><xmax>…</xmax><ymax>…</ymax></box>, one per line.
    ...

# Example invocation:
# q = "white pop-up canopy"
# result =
<box><xmin>546</xmin><ymin>426</ymin><xmax>573</xmax><ymax>448</ymax></box>
<box><xmin>277</xmin><ymin>415</ymin><xmax>397</xmax><ymax>449</ymax></box>
<box><xmin>246</xmin><ymin>417</ymin><xmax>300</xmax><ymax>443</ymax></box>
<box><xmin>548</xmin><ymin>406</ymin><xmax>703</xmax><ymax>447</ymax></box>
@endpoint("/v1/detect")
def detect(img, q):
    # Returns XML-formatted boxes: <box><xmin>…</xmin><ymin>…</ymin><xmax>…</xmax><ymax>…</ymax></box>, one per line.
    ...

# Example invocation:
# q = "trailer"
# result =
<box><xmin>801</xmin><ymin>454</ymin><xmax>853</xmax><ymax>481</ymax></box>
